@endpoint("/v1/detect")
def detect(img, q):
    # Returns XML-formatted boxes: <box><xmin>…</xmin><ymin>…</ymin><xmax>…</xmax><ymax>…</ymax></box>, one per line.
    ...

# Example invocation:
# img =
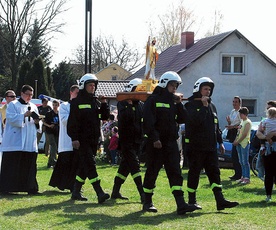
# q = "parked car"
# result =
<box><xmin>217</xmin><ymin>121</ymin><xmax>260</xmax><ymax>174</ymax></box>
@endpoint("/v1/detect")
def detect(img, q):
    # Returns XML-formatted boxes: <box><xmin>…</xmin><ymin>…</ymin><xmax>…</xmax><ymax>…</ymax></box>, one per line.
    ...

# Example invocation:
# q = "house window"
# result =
<box><xmin>111</xmin><ymin>75</ymin><xmax>118</xmax><ymax>80</ymax></box>
<box><xmin>221</xmin><ymin>55</ymin><xmax>245</xmax><ymax>74</ymax></box>
<box><xmin>242</xmin><ymin>99</ymin><xmax>256</xmax><ymax>116</ymax></box>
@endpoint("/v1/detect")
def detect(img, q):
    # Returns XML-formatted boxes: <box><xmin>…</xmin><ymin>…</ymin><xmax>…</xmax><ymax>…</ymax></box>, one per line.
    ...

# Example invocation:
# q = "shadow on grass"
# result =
<box><xmin>1</xmin><ymin>197</ymin><xmax>238</xmax><ymax>228</ymax></box>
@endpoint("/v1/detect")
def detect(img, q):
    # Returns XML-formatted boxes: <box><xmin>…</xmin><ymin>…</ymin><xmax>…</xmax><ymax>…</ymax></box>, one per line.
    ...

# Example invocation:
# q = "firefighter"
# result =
<box><xmin>111</xmin><ymin>78</ymin><xmax>145</xmax><ymax>203</ymax></box>
<box><xmin>67</xmin><ymin>73</ymin><xmax>110</xmax><ymax>203</ymax></box>
<box><xmin>184</xmin><ymin>77</ymin><xmax>239</xmax><ymax>210</ymax></box>
<box><xmin>142</xmin><ymin>71</ymin><xmax>197</xmax><ymax>215</ymax></box>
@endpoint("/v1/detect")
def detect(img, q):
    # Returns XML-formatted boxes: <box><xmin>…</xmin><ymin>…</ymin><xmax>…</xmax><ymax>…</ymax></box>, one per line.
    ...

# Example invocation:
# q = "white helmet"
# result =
<box><xmin>125</xmin><ymin>78</ymin><xmax>142</xmax><ymax>92</ymax></box>
<box><xmin>193</xmin><ymin>77</ymin><xmax>214</xmax><ymax>96</ymax></box>
<box><xmin>78</xmin><ymin>73</ymin><xmax>98</xmax><ymax>90</ymax></box>
<box><xmin>158</xmin><ymin>71</ymin><xmax>182</xmax><ymax>88</ymax></box>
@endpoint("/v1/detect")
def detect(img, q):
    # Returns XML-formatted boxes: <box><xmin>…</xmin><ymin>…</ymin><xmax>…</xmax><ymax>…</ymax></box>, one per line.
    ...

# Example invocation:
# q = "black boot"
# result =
<box><xmin>142</xmin><ymin>193</ymin><xmax>157</xmax><ymax>213</ymax></box>
<box><xmin>213</xmin><ymin>189</ymin><xmax>239</xmax><ymax>211</ymax></box>
<box><xmin>188</xmin><ymin>192</ymin><xmax>202</xmax><ymax>210</ymax></box>
<box><xmin>71</xmin><ymin>181</ymin><xmax>87</xmax><ymax>201</ymax></box>
<box><xmin>92</xmin><ymin>181</ymin><xmax>110</xmax><ymax>204</ymax></box>
<box><xmin>134</xmin><ymin>176</ymin><xmax>145</xmax><ymax>203</ymax></box>
<box><xmin>174</xmin><ymin>195</ymin><xmax>197</xmax><ymax>215</ymax></box>
<box><xmin>111</xmin><ymin>183</ymin><xmax>128</xmax><ymax>200</ymax></box>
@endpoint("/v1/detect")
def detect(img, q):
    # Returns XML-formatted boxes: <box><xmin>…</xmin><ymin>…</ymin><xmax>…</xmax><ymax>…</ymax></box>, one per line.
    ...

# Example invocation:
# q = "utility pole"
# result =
<box><xmin>85</xmin><ymin>0</ymin><xmax>92</xmax><ymax>73</ymax></box>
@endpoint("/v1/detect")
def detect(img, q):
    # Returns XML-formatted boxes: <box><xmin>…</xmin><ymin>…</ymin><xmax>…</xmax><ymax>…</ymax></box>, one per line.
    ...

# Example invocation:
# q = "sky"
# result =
<box><xmin>50</xmin><ymin>0</ymin><xmax>276</xmax><ymax>68</ymax></box>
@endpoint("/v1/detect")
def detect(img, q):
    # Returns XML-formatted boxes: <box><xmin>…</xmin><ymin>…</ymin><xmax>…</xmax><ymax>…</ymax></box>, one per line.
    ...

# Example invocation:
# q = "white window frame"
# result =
<box><xmin>221</xmin><ymin>53</ymin><xmax>246</xmax><ymax>75</ymax></box>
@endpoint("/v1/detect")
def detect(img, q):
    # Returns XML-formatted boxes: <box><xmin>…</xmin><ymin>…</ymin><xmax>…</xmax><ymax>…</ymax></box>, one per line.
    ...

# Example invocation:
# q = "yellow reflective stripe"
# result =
<box><xmin>144</xmin><ymin>134</ymin><xmax>148</xmax><ymax>138</ymax></box>
<box><xmin>210</xmin><ymin>183</ymin><xmax>222</xmax><ymax>190</ymax></box>
<box><xmin>116</xmin><ymin>173</ymin><xmax>127</xmax><ymax>181</ymax></box>
<box><xmin>214</xmin><ymin>118</ymin><xmax>218</xmax><ymax>124</ymax></box>
<box><xmin>143</xmin><ymin>187</ymin><xmax>154</xmax><ymax>193</ymax></box>
<box><xmin>132</xmin><ymin>172</ymin><xmax>141</xmax><ymax>179</ymax></box>
<box><xmin>132</xmin><ymin>107</ymin><xmax>136</xmax><ymax>111</ymax></box>
<box><xmin>156</xmin><ymin>102</ymin><xmax>170</xmax><ymax>108</ymax></box>
<box><xmin>79</xmin><ymin>104</ymin><xmax>91</xmax><ymax>109</ymax></box>
<box><xmin>185</xmin><ymin>138</ymin><xmax>189</xmax><ymax>143</ymax></box>
<box><xmin>171</xmin><ymin>186</ymin><xmax>182</xmax><ymax>192</ymax></box>
<box><xmin>99</xmin><ymin>114</ymin><xmax>101</xmax><ymax>119</ymax></box>
<box><xmin>76</xmin><ymin>176</ymin><xmax>85</xmax><ymax>183</ymax></box>
<box><xmin>89</xmin><ymin>177</ymin><xmax>100</xmax><ymax>184</ymax></box>
<box><xmin>197</xmin><ymin>108</ymin><xmax>200</xmax><ymax>111</ymax></box>
<box><xmin>141</xmin><ymin>118</ymin><xmax>143</xmax><ymax>122</ymax></box>
<box><xmin>187</xmin><ymin>187</ymin><xmax>196</xmax><ymax>193</ymax></box>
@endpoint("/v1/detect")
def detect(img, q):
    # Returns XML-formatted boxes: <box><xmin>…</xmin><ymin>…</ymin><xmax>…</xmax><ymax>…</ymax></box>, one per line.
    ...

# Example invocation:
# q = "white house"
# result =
<box><xmin>130</xmin><ymin>30</ymin><xmax>276</xmax><ymax>128</ymax></box>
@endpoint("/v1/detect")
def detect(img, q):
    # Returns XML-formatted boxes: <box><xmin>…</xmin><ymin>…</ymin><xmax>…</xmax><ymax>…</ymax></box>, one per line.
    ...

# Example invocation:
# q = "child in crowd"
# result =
<box><xmin>108</xmin><ymin>126</ymin><xmax>119</xmax><ymax>166</ymax></box>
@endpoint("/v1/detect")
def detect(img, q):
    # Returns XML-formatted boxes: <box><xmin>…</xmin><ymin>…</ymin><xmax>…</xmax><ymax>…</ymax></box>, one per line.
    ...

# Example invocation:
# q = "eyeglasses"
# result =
<box><xmin>6</xmin><ymin>95</ymin><xmax>16</xmax><ymax>98</ymax></box>
<box><xmin>23</xmin><ymin>92</ymin><xmax>33</xmax><ymax>96</ymax></box>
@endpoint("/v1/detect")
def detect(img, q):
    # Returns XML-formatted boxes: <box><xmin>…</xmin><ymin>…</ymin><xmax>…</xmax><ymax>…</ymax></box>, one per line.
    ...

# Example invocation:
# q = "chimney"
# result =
<box><xmin>181</xmin><ymin>31</ymin><xmax>194</xmax><ymax>49</ymax></box>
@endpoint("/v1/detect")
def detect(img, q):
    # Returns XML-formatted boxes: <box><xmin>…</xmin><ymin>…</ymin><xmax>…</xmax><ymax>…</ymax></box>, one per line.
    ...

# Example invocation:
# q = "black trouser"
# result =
<box><xmin>75</xmin><ymin>144</ymin><xmax>98</xmax><ymax>182</ymax></box>
<box><xmin>187</xmin><ymin>149</ymin><xmax>221</xmax><ymax>191</ymax></box>
<box><xmin>116</xmin><ymin>143</ymin><xmax>141</xmax><ymax>182</ymax></box>
<box><xmin>143</xmin><ymin>140</ymin><xmax>183</xmax><ymax>191</ymax></box>
<box><xmin>264</xmin><ymin>151</ymin><xmax>276</xmax><ymax>196</ymax></box>
<box><xmin>231</xmin><ymin>145</ymin><xmax>242</xmax><ymax>178</ymax></box>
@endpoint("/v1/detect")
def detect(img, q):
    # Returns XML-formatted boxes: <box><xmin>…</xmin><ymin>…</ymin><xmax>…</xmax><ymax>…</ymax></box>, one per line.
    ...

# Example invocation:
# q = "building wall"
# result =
<box><xmin>178</xmin><ymin>33</ymin><xmax>276</xmax><ymax>129</ymax></box>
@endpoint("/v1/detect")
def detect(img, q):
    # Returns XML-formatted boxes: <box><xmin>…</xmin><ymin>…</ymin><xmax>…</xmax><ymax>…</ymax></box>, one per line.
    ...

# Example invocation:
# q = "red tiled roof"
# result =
<box><xmin>96</xmin><ymin>80</ymin><xmax>129</xmax><ymax>98</ymax></box>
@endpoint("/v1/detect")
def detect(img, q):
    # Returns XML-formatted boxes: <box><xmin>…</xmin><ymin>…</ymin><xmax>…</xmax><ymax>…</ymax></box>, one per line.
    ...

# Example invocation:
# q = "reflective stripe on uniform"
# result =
<box><xmin>171</xmin><ymin>185</ymin><xmax>182</xmax><ymax>192</ymax></box>
<box><xmin>131</xmin><ymin>172</ymin><xmax>141</xmax><ymax>179</ymax></box>
<box><xmin>116</xmin><ymin>173</ymin><xmax>127</xmax><ymax>181</ymax></box>
<box><xmin>89</xmin><ymin>177</ymin><xmax>100</xmax><ymax>184</ymax></box>
<box><xmin>156</xmin><ymin>102</ymin><xmax>170</xmax><ymax>108</ymax></box>
<box><xmin>143</xmin><ymin>187</ymin><xmax>154</xmax><ymax>193</ymax></box>
<box><xmin>187</xmin><ymin>187</ymin><xmax>196</xmax><ymax>193</ymax></box>
<box><xmin>78</xmin><ymin>104</ymin><xmax>91</xmax><ymax>109</ymax></box>
<box><xmin>210</xmin><ymin>183</ymin><xmax>222</xmax><ymax>190</ymax></box>
<box><xmin>76</xmin><ymin>176</ymin><xmax>85</xmax><ymax>183</ymax></box>
<box><xmin>185</xmin><ymin>138</ymin><xmax>190</xmax><ymax>143</ymax></box>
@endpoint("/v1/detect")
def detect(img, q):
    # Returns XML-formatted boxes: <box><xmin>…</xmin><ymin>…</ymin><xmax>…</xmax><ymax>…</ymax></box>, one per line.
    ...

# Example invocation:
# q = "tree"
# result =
<box><xmin>25</xmin><ymin>19</ymin><xmax>52</xmax><ymax>66</ymax></box>
<box><xmin>0</xmin><ymin>0</ymin><xmax>68</xmax><ymax>90</ymax></box>
<box><xmin>204</xmin><ymin>10</ymin><xmax>224</xmax><ymax>37</ymax></box>
<box><xmin>16</xmin><ymin>57</ymin><xmax>52</xmax><ymax>97</ymax></box>
<box><xmin>155</xmin><ymin>1</ymin><xmax>197</xmax><ymax>52</ymax></box>
<box><xmin>72</xmin><ymin>35</ymin><xmax>143</xmax><ymax>74</ymax></box>
<box><xmin>52</xmin><ymin>61</ymin><xmax>77</xmax><ymax>101</ymax></box>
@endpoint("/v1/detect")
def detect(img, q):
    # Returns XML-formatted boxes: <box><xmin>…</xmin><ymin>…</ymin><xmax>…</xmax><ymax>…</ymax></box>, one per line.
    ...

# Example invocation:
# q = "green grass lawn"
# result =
<box><xmin>0</xmin><ymin>154</ymin><xmax>275</xmax><ymax>230</ymax></box>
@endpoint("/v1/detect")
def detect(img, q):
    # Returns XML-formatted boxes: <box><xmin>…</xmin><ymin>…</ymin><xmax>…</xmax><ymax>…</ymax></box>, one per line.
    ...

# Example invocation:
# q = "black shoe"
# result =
<box><xmin>28</xmin><ymin>190</ymin><xmax>41</xmax><ymax>195</ymax></box>
<box><xmin>189</xmin><ymin>203</ymin><xmax>202</xmax><ymax>210</ymax></box>
<box><xmin>229</xmin><ymin>176</ymin><xmax>240</xmax><ymax>181</ymax></box>
<box><xmin>217</xmin><ymin>199</ymin><xmax>239</xmax><ymax>211</ymax></box>
<box><xmin>98</xmin><ymin>193</ymin><xmax>110</xmax><ymax>204</ymax></box>
<box><xmin>111</xmin><ymin>192</ymin><xmax>128</xmax><ymax>200</ymax></box>
<box><xmin>71</xmin><ymin>193</ymin><xmax>88</xmax><ymax>201</ymax></box>
<box><xmin>177</xmin><ymin>203</ymin><xmax>198</xmax><ymax>215</ymax></box>
<box><xmin>143</xmin><ymin>203</ymin><xmax>158</xmax><ymax>213</ymax></box>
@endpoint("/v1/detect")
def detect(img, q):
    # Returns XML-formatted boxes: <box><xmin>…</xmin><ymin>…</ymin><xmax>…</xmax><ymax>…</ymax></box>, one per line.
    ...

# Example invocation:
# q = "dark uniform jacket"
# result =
<box><xmin>117</xmin><ymin>100</ymin><xmax>144</xmax><ymax>145</ymax></box>
<box><xmin>143</xmin><ymin>88</ymin><xmax>187</xmax><ymax>143</ymax></box>
<box><xmin>184</xmin><ymin>95</ymin><xmax>223</xmax><ymax>152</ymax></box>
<box><xmin>67</xmin><ymin>90</ymin><xmax>110</xmax><ymax>146</ymax></box>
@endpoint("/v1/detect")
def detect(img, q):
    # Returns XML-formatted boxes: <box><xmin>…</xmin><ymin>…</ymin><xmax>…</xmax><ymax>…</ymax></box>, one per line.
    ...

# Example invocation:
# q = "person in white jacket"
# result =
<box><xmin>49</xmin><ymin>85</ymin><xmax>79</xmax><ymax>192</ymax></box>
<box><xmin>0</xmin><ymin>85</ymin><xmax>40</xmax><ymax>195</ymax></box>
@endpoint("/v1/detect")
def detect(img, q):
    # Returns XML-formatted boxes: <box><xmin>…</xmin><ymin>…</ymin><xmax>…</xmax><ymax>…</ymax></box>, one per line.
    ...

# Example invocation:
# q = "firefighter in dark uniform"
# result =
<box><xmin>67</xmin><ymin>73</ymin><xmax>110</xmax><ymax>203</ymax></box>
<box><xmin>142</xmin><ymin>71</ymin><xmax>197</xmax><ymax>215</ymax></box>
<box><xmin>111</xmin><ymin>78</ymin><xmax>145</xmax><ymax>203</ymax></box>
<box><xmin>184</xmin><ymin>77</ymin><xmax>239</xmax><ymax>210</ymax></box>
